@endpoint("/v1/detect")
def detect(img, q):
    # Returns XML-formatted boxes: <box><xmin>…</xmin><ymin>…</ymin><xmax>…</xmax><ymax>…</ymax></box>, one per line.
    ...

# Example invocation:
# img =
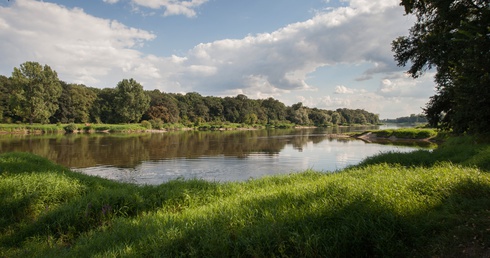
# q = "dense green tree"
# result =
<box><xmin>392</xmin><ymin>0</ymin><xmax>490</xmax><ymax>134</ymax></box>
<box><xmin>204</xmin><ymin>96</ymin><xmax>224</xmax><ymax>122</ymax></box>
<box><xmin>113</xmin><ymin>79</ymin><xmax>150</xmax><ymax>123</ymax></box>
<box><xmin>9</xmin><ymin>62</ymin><xmax>62</xmax><ymax>124</ymax></box>
<box><xmin>330</xmin><ymin>111</ymin><xmax>342</xmax><ymax>125</ymax></box>
<box><xmin>384</xmin><ymin>114</ymin><xmax>428</xmax><ymax>124</ymax></box>
<box><xmin>309</xmin><ymin>108</ymin><xmax>331</xmax><ymax>126</ymax></box>
<box><xmin>52</xmin><ymin>83</ymin><xmax>97</xmax><ymax>123</ymax></box>
<box><xmin>261</xmin><ymin>97</ymin><xmax>287</xmax><ymax>124</ymax></box>
<box><xmin>287</xmin><ymin>102</ymin><xmax>310</xmax><ymax>125</ymax></box>
<box><xmin>144</xmin><ymin>90</ymin><xmax>180</xmax><ymax>123</ymax></box>
<box><xmin>222</xmin><ymin>94</ymin><xmax>265</xmax><ymax>125</ymax></box>
<box><xmin>222</xmin><ymin>97</ymin><xmax>240</xmax><ymax>123</ymax></box>
<box><xmin>91</xmin><ymin>88</ymin><xmax>117</xmax><ymax>124</ymax></box>
<box><xmin>184</xmin><ymin>92</ymin><xmax>209</xmax><ymax>123</ymax></box>
<box><xmin>0</xmin><ymin>75</ymin><xmax>10</xmax><ymax>122</ymax></box>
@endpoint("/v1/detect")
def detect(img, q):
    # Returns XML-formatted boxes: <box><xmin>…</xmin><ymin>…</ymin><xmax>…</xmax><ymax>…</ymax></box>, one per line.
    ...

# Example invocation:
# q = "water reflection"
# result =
<box><xmin>0</xmin><ymin>127</ymin><xmax>432</xmax><ymax>184</ymax></box>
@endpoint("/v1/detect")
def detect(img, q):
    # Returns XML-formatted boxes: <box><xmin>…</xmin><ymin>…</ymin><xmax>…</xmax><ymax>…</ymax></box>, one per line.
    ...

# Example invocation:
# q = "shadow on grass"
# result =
<box><xmin>25</xmin><ymin>174</ymin><xmax>490</xmax><ymax>257</ymax></box>
<box><xmin>0</xmin><ymin>153</ymin><xmax>222</xmax><ymax>251</ymax></box>
<box><xmin>358</xmin><ymin>138</ymin><xmax>490</xmax><ymax>172</ymax></box>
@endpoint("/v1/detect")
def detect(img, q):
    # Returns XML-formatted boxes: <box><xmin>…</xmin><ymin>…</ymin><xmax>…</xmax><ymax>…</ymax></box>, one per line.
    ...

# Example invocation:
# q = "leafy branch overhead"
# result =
<box><xmin>393</xmin><ymin>0</ymin><xmax>490</xmax><ymax>134</ymax></box>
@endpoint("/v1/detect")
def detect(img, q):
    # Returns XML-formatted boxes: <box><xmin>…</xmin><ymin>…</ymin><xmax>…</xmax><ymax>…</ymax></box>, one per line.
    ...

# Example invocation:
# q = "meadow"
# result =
<box><xmin>0</xmin><ymin>135</ymin><xmax>489</xmax><ymax>257</ymax></box>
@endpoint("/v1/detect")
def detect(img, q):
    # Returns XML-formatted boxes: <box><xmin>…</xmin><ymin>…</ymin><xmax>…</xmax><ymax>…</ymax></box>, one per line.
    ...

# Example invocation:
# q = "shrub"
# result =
<box><xmin>150</xmin><ymin>119</ymin><xmax>163</xmax><ymax>130</ymax></box>
<box><xmin>83</xmin><ymin>124</ymin><xmax>93</xmax><ymax>132</ymax></box>
<box><xmin>374</xmin><ymin>129</ymin><xmax>393</xmax><ymax>138</ymax></box>
<box><xmin>141</xmin><ymin>120</ymin><xmax>152</xmax><ymax>130</ymax></box>
<box><xmin>64</xmin><ymin>123</ymin><xmax>78</xmax><ymax>133</ymax></box>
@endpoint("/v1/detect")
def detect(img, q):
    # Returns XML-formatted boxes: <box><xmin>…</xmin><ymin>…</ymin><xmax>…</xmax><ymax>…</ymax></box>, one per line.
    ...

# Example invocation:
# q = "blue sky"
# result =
<box><xmin>0</xmin><ymin>0</ymin><xmax>436</xmax><ymax>118</ymax></box>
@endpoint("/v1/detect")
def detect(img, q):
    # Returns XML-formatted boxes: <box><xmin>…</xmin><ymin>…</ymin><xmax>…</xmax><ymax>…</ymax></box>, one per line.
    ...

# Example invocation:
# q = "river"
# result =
<box><xmin>0</xmin><ymin>126</ymin><xmax>433</xmax><ymax>184</ymax></box>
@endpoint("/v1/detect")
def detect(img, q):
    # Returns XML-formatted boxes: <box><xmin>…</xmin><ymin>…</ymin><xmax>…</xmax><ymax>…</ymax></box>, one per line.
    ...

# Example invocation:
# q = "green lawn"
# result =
<box><xmin>1</xmin><ymin>135</ymin><xmax>489</xmax><ymax>257</ymax></box>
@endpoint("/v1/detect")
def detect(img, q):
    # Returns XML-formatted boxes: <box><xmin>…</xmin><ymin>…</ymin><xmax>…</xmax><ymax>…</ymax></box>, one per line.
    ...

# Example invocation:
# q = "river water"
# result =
<box><xmin>0</xmin><ymin>126</ymin><xmax>433</xmax><ymax>184</ymax></box>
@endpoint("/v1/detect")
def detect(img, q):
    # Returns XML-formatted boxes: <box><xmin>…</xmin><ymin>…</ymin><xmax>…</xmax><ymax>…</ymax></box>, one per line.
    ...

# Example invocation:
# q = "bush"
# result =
<box><xmin>393</xmin><ymin>129</ymin><xmax>437</xmax><ymax>139</ymax></box>
<box><xmin>83</xmin><ymin>124</ymin><xmax>93</xmax><ymax>132</ymax></box>
<box><xmin>150</xmin><ymin>119</ymin><xmax>163</xmax><ymax>130</ymax></box>
<box><xmin>374</xmin><ymin>129</ymin><xmax>393</xmax><ymax>138</ymax></box>
<box><xmin>64</xmin><ymin>123</ymin><xmax>78</xmax><ymax>133</ymax></box>
<box><xmin>141</xmin><ymin>120</ymin><xmax>152</xmax><ymax>130</ymax></box>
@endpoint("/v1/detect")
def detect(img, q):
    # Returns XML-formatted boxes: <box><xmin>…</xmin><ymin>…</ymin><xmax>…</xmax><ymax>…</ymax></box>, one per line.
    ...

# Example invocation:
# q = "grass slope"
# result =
<box><xmin>1</xmin><ymin>136</ymin><xmax>489</xmax><ymax>257</ymax></box>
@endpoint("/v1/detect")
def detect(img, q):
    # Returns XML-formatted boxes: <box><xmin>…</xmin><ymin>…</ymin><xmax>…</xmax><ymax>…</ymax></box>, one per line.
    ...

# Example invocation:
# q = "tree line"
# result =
<box><xmin>0</xmin><ymin>61</ymin><xmax>379</xmax><ymax>127</ymax></box>
<box><xmin>382</xmin><ymin>114</ymin><xmax>428</xmax><ymax>124</ymax></box>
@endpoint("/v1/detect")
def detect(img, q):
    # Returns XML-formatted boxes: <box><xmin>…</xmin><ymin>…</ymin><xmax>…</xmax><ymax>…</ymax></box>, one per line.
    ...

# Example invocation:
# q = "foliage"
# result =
<box><xmin>1</xmin><ymin>63</ymin><xmax>380</xmax><ymax>126</ymax></box>
<box><xmin>63</xmin><ymin>123</ymin><xmax>78</xmax><ymax>133</ymax></box>
<box><xmin>140</xmin><ymin>120</ymin><xmax>152</xmax><ymax>130</ymax></box>
<box><xmin>0</xmin><ymin>124</ymin><xmax>64</xmax><ymax>134</ymax></box>
<box><xmin>393</xmin><ymin>0</ymin><xmax>490</xmax><ymax>134</ymax></box>
<box><xmin>52</xmin><ymin>83</ymin><xmax>97</xmax><ymax>123</ymax></box>
<box><xmin>0</xmin><ymin>138</ymin><xmax>489</xmax><ymax>257</ymax></box>
<box><xmin>382</xmin><ymin>114</ymin><xmax>428</xmax><ymax>124</ymax></box>
<box><xmin>9</xmin><ymin>62</ymin><xmax>62</xmax><ymax>124</ymax></box>
<box><xmin>113</xmin><ymin>79</ymin><xmax>150</xmax><ymax>123</ymax></box>
<box><xmin>372</xmin><ymin>128</ymin><xmax>438</xmax><ymax>139</ymax></box>
<box><xmin>148</xmin><ymin>118</ymin><xmax>163</xmax><ymax>130</ymax></box>
<box><xmin>90</xmin><ymin>88</ymin><xmax>117</xmax><ymax>124</ymax></box>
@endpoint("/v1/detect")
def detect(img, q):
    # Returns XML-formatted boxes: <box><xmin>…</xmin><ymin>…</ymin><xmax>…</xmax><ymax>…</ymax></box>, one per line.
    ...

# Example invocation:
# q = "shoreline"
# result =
<box><xmin>353</xmin><ymin>131</ymin><xmax>437</xmax><ymax>143</ymax></box>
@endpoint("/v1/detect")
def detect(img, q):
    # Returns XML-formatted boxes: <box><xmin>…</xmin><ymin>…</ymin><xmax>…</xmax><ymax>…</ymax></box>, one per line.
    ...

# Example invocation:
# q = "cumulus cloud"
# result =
<box><xmin>0</xmin><ymin>0</ymin><xmax>162</xmax><ymax>87</ymax></box>
<box><xmin>171</xmin><ymin>0</ymin><xmax>413</xmax><ymax>96</ymax></box>
<box><xmin>377</xmin><ymin>73</ymin><xmax>436</xmax><ymax>98</ymax></box>
<box><xmin>127</xmin><ymin>0</ymin><xmax>208</xmax><ymax>17</ymax></box>
<box><xmin>335</xmin><ymin>85</ymin><xmax>355</xmax><ymax>94</ymax></box>
<box><xmin>103</xmin><ymin>0</ymin><xmax>120</xmax><ymax>4</ymax></box>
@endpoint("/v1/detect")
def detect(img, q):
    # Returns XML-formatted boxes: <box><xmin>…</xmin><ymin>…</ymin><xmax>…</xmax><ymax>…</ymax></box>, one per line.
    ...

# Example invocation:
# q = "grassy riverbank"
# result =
<box><xmin>0</xmin><ymin>122</ymin><xmax>274</xmax><ymax>134</ymax></box>
<box><xmin>1</xmin><ymin>136</ymin><xmax>489</xmax><ymax>257</ymax></box>
<box><xmin>0</xmin><ymin>123</ymin><xmax>148</xmax><ymax>134</ymax></box>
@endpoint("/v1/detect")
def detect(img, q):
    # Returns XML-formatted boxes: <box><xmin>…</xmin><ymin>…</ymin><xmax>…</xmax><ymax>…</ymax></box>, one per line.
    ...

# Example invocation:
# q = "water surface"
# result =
<box><xmin>0</xmin><ymin>127</ymin><xmax>432</xmax><ymax>184</ymax></box>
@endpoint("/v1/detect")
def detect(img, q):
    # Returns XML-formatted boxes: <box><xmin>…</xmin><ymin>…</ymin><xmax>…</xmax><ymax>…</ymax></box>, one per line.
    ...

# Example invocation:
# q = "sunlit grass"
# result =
<box><xmin>1</xmin><ymin>135</ymin><xmax>489</xmax><ymax>257</ymax></box>
<box><xmin>370</xmin><ymin>128</ymin><xmax>438</xmax><ymax>139</ymax></box>
<box><xmin>0</xmin><ymin>124</ymin><xmax>64</xmax><ymax>134</ymax></box>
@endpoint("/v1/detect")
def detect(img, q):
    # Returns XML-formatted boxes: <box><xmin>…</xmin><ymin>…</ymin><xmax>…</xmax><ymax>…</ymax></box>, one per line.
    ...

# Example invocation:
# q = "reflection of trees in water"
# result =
<box><xmin>0</xmin><ymin>127</ymin><xmax>381</xmax><ymax>169</ymax></box>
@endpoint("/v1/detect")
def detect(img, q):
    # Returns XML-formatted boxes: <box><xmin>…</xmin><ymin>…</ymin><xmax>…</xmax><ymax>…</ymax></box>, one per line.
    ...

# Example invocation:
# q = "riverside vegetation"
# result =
<box><xmin>1</xmin><ymin>133</ymin><xmax>489</xmax><ymax>257</ymax></box>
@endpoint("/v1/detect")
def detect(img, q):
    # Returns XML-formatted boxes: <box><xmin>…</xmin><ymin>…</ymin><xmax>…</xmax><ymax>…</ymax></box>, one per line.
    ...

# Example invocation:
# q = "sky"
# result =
<box><xmin>0</xmin><ymin>0</ymin><xmax>437</xmax><ymax>119</ymax></box>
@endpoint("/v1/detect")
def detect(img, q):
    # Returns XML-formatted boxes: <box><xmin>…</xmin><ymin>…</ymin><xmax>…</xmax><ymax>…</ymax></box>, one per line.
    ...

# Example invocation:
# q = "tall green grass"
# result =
<box><xmin>371</xmin><ymin>128</ymin><xmax>438</xmax><ymax>139</ymax></box>
<box><xmin>1</xmin><ymin>136</ymin><xmax>489</xmax><ymax>257</ymax></box>
<box><xmin>0</xmin><ymin>124</ymin><xmax>64</xmax><ymax>134</ymax></box>
<box><xmin>0</xmin><ymin>123</ymin><xmax>148</xmax><ymax>134</ymax></box>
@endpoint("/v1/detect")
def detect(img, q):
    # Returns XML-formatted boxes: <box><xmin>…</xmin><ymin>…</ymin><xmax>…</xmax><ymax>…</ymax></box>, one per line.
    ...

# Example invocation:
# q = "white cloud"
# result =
<box><xmin>170</xmin><ymin>0</ymin><xmax>412</xmax><ymax>96</ymax></box>
<box><xmin>130</xmin><ymin>0</ymin><xmax>208</xmax><ymax>17</ymax></box>
<box><xmin>335</xmin><ymin>85</ymin><xmax>355</xmax><ymax>94</ymax></box>
<box><xmin>377</xmin><ymin>73</ymin><xmax>436</xmax><ymax>98</ymax></box>
<box><xmin>0</xmin><ymin>0</ymin><xmax>160</xmax><ymax>87</ymax></box>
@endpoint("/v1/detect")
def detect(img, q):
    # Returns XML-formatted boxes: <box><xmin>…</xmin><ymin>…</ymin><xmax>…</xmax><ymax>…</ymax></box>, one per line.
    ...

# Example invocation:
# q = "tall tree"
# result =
<box><xmin>144</xmin><ymin>90</ymin><xmax>180</xmax><ymax>123</ymax></box>
<box><xmin>261</xmin><ymin>97</ymin><xmax>287</xmax><ymax>124</ymax></box>
<box><xmin>392</xmin><ymin>0</ymin><xmax>490</xmax><ymax>134</ymax></box>
<box><xmin>113</xmin><ymin>78</ymin><xmax>150</xmax><ymax>123</ymax></box>
<box><xmin>53</xmin><ymin>83</ymin><xmax>97</xmax><ymax>123</ymax></box>
<box><xmin>0</xmin><ymin>75</ymin><xmax>10</xmax><ymax>122</ymax></box>
<box><xmin>10</xmin><ymin>62</ymin><xmax>62</xmax><ymax>124</ymax></box>
<box><xmin>287</xmin><ymin>102</ymin><xmax>310</xmax><ymax>125</ymax></box>
<box><xmin>331</xmin><ymin>111</ymin><xmax>343</xmax><ymax>125</ymax></box>
<box><xmin>91</xmin><ymin>88</ymin><xmax>117</xmax><ymax>124</ymax></box>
